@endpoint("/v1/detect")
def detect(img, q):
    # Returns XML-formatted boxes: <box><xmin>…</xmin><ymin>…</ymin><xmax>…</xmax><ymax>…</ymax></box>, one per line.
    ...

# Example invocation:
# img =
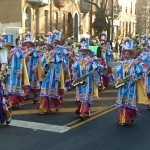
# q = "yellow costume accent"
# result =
<box><xmin>137</xmin><ymin>79</ymin><xmax>149</xmax><ymax>104</ymax></box>
<box><xmin>93</xmin><ymin>81</ymin><xmax>99</xmax><ymax>99</ymax></box>
<box><xmin>119</xmin><ymin>107</ymin><xmax>126</xmax><ymax>124</ymax></box>
<box><xmin>22</xmin><ymin>58</ymin><xmax>30</xmax><ymax>86</ymax></box>
<box><xmin>80</xmin><ymin>60</ymin><xmax>88</xmax><ymax>70</ymax></box>
<box><xmin>123</xmin><ymin>63</ymin><xmax>130</xmax><ymax>73</ymax></box>
<box><xmin>65</xmin><ymin>69</ymin><xmax>71</xmax><ymax>82</ymax></box>
<box><xmin>80</xmin><ymin>102</ymin><xmax>83</xmax><ymax>113</ymax></box>
<box><xmin>60</xmin><ymin>64</ymin><xmax>65</xmax><ymax>89</ymax></box>
<box><xmin>36</xmin><ymin>61</ymin><xmax>44</xmax><ymax>81</ymax></box>
<box><xmin>38</xmin><ymin>99</ymin><xmax>47</xmax><ymax>113</ymax></box>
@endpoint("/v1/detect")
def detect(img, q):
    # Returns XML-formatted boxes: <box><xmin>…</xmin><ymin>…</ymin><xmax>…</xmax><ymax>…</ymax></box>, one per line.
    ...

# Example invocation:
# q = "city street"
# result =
<box><xmin>0</xmin><ymin>0</ymin><xmax>149</xmax><ymax>149</ymax></box>
<box><xmin>1</xmin><ymin>82</ymin><xmax>118</xmax><ymax>150</ymax></box>
<box><xmin>1</xmin><ymin>68</ymin><xmax>150</xmax><ymax>150</ymax></box>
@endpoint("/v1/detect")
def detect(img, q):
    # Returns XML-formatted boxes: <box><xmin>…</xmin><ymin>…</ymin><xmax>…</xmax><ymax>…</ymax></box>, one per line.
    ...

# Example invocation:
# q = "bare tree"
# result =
<box><xmin>85</xmin><ymin>0</ymin><xmax>110</xmax><ymax>40</ymax></box>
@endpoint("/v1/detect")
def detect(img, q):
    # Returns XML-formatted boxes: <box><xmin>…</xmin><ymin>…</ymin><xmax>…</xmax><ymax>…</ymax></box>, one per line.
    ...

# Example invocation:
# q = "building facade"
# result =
<box><xmin>0</xmin><ymin>0</ymin><xmax>92</xmax><ymax>41</ymax></box>
<box><xmin>113</xmin><ymin>0</ymin><xmax>137</xmax><ymax>39</ymax></box>
<box><xmin>0</xmin><ymin>0</ymin><xmax>51</xmax><ymax>40</ymax></box>
<box><xmin>0</xmin><ymin>0</ymin><xmax>139</xmax><ymax>42</ymax></box>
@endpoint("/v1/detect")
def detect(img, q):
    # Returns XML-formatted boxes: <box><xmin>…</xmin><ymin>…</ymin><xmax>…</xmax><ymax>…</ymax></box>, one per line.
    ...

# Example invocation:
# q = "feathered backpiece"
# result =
<box><xmin>147</xmin><ymin>37</ymin><xmax>150</xmax><ymax>48</ymax></box>
<box><xmin>22</xmin><ymin>31</ymin><xmax>34</xmax><ymax>46</ymax></box>
<box><xmin>79</xmin><ymin>37</ymin><xmax>91</xmax><ymax>52</ymax></box>
<box><xmin>0</xmin><ymin>37</ymin><xmax>3</xmax><ymax>47</ymax></box>
<box><xmin>106</xmin><ymin>42</ymin><xmax>111</xmax><ymax>50</ymax></box>
<box><xmin>45</xmin><ymin>32</ymin><xmax>53</xmax><ymax>45</ymax></box>
<box><xmin>52</xmin><ymin>30</ymin><xmax>62</xmax><ymax>44</ymax></box>
<box><xmin>24</xmin><ymin>32</ymin><xmax>34</xmax><ymax>42</ymax></box>
<box><xmin>122</xmin><ymin>37</ymin><xmax>136</xmax><ymax>58</ymax></box>
<box><xmin>100</xmin><ymin>33</ymin><xmax>107</xmax><ymax>41</ymax></box>
<box><xmin>123</xmin><ymin>38</ymin><xmax>134</xmax><ymax>50</ymax></box>
<box><xmin>140</xmin><ymin>35</ymin><xmax>148</xmax><ymax>44</ymax></box>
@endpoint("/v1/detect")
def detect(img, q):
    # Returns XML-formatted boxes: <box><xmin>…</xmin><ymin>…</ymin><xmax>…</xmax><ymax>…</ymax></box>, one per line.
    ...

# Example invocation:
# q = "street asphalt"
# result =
<box><xmin>2</xmin><ymin>61</ymin><xmax>150</xmax><ymax>150</ymax></box>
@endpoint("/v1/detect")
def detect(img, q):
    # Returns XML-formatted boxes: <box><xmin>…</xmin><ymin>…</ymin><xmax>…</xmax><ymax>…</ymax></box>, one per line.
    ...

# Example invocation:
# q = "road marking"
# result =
<box><xmin>67</xmin><ymin>106</ymin><xmax>116</xmax><ymax>129</ymax></box>
<box><xmin>21</xmin><ymin>96</ymin><xmax>116</xmax><ymax>106</ymax></box>
<box><xmin>65</xmin><ymin>108</ymin><xmax>107</xmax><ymax>127</ymax></box>
<box><xmin>65</xmin><ymin>89</ymin><xmax>117</xmax><ymax>95</ymax></box>
<box><xmin>21</xmin><ymin>98</ymin><xmax>39</xmax><ymax>105</ymax></box>
<box><xmin>11</xmin><ymin>106</ymin><xmax>116</xmax><ymax>132</ymax></box>
<box><xmin>12</xmin><ymin>107</ymin><xmax>109</xmax><ymax>115</ymax></box>
<box><xmin>9</xmin><ymin>119</ymin><xmax>70</xmax><ymax>133</ymax></box>
<box><xmin>13</xmin><ymin>108</ymin><xmax>76</xmax><ymax>115</ymax></box>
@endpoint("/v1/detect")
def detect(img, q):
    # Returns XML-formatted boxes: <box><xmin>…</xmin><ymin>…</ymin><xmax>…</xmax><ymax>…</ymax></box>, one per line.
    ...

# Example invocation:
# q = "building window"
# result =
<box><xmin>133</xmin><ymin>23</ymin><xmax>135</xmax><ymax>35</ymax></box>
<box><xmin>36</xmin><ymin>9</ymin><xmax>39</xmax><ymax>34</ymax></box>
<box><xmin>74</xmin><ymin>13</ymin><xmax>78</xmax><ymax>40</ymax></box>
<box><xmin>86</xmin><ymin>14</ymin><xmax>89</xmax><ymax>33</ymax></box>
<box><xmin>54</xmin><ymin>12</ymin><xmax>58</xmax><ymax>30</ymax></box>
<box><xmin>129</xmin><ymin>22</ymin><xmax>131</xmax><ymax>33</ymax></box>
<box><xmin>126</xmin><ymin>21</ymin><xmax>128</xmax><ymax>36</ymax></box>
<box><xmin>125</xmin><ymin>7</ymin><xmax>127</xmax><ymax>13</ymax></box>
<box><xmin>122</xmin><ymin>21</ymin><xmax>124</xmax><ymax>36</ymax></box>
<box><xmin>67</xmin><ymin>12</ymin><xmax>73</xmax><ymax>37</ymax></box>
<box><xmin>62</xmin><ymin>13</ymin><xmax>65</xmax><ymax>35</ymax></box>
<box><xmin>130</xmin><ymin>2</ymin><xmax>132</xmax><ymax>14</ymax></box>
<box><xmin>25</xmin><ymin>7</ymin><xmax>32</xmax><ymax>32</ymax></box>
<box><xmin>135</xmin><ymin>3</ymin><xmax>137</xmax><ymax>15</ymax></box>
<box><xmin>45</xmin><ymin>10</ymin><xmax>49</xmax><ymax>33</ymax></box>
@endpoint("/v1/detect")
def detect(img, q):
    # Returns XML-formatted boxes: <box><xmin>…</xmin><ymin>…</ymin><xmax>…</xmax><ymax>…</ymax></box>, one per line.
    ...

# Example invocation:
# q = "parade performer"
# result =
<box><xmin>140</xmin><ymin>35</ymin><xmax>148</xmax><ymax>48</ymax></box>
<box><xmin>105</xmin><ymin>42</ymin><xmax>114</xmax><ymax>82</ymax></box>
<box><xmin>57</xmin><ymin>44</ymin><xmax>71</xmax><ymax>91</ymax></box>
<box><xmin>115</xmin><ymin>37</ymin><xmax>147</xmax><ymax>126</ymax></box>
<box><xmin>6</xmin><ymin>39</ymin><xmax>29</xmax><ymax>108</ymax></box>
<box><xmin>0</xmin><ymin>78</ymin><xmax>12</xmax><ymax>125</ymax></box>
<box><xmin>36</xmin><ymin>34</ymin><xmax>46</xmax><ymax>60</ymax></box>
<box><xmin>0</xmin><ymin>34</ymin><xmax>12</xmax><ymax>123</ymax></box>
<box><xmin>22</xmin><ymin>32</ymin><xmax>41</xmax><ymax>98</ymax></box>
<box><xmin>98</xmin><ymin>33</ymin><xmax>110</xmax><ymax>88</ymax></box>
<box><xmin>0</xmin><ymin>36</ymin><xmax>9</xmax><ymax>73</ymax></box>
<box><xmin>72</xmin><ymin>38</ymin><xmax>101</xmax><ymax>119</ymax></box>
<box><xmin>140</xmin><ymin>37</ymin><xmax>150</xmax><ymax>107</ymax></box>
<box><xmin>41</xmin><ymin>32</ymin><xmax>53</xmax><ymax>69</ymax></box>
<box><xmin>38</xmin><ymin>32</ymin><xmax>65</xmax><ymax>114</ymax></box>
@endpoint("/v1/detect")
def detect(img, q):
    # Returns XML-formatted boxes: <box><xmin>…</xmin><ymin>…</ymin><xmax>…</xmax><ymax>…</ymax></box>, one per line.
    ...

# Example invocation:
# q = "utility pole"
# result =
<box><xmin>90</xmin><ymin>0</ymin><xmax>93</xmax><ymax>38</ymax></box>
<box><xmin>50</xmin><ymin>0</ymin><xmax>52</xmax><ymax>31</ymax></box>
<box><xmin>111</xmin><ymin>0</ymin><xmax>114</xmax><ymax>42</ymax></box>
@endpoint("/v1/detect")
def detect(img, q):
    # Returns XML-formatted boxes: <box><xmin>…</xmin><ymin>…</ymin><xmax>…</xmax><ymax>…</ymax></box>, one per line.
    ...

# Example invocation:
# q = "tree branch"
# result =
<box><xmin>84</xmin><ymin>0</ymin><xmax>101</xmax><ymax>12</ymax></box>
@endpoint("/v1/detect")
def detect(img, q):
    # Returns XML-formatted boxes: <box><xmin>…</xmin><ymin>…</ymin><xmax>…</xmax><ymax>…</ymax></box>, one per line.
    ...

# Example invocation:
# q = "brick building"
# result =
<box><xmin>0</xmin><ymin>0</ymin><xmax>139</xmax><ymax>42</ymax></box>
<box><xmin>0</xmin><ymin>0</ymin><xmax>91</xmax><ymax>41</ymax></box>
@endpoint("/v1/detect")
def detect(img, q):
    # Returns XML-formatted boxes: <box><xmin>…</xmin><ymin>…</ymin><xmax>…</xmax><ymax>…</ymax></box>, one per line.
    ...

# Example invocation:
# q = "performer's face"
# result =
<box><xmin>124</xmin><ymin>51</ymin><xmax>131</xmax><ymax>60</ymax></box>
<box><xmin>26</xmin><ymin>42</ymin><xmax>32</xmax><ymax>48</ymax></box>
<box><xmin>39</xmin><ymin>41</ymin><xmax>44</xmax><ymax>47</ymax></box>
<box><xmin>6</xmin><ymin>45</ymin><xmax>11</xmax><ymax>50</ymax></box>
<box><xmin>46</xmin><ymin>44</ymin><xmax>53</xmax><ymax>50</ymax></box>
<box><xmin>16</xmin><ymin>39</ymin><xmax>20</xmax><ymax>45</ymax></box>
<box><xmin>34</xmin><ymin>42</ymin><xmax>38</xmax><ymax>47</ymax></box>
<box><xmin>82</xmin><ymin>51</ymin><xmax>88</xmax><ymax>58</ymax></box>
